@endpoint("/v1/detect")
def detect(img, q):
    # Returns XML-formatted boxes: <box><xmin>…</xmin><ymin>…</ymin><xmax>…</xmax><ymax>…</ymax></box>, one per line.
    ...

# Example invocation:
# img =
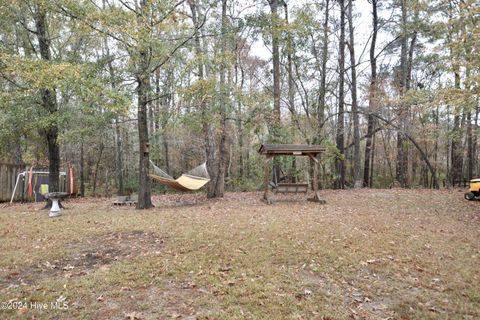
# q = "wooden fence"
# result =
<box><xmin>0</xmin><ymin>162</ymin><xmax>26</xmax><ymax>202</ymax></box>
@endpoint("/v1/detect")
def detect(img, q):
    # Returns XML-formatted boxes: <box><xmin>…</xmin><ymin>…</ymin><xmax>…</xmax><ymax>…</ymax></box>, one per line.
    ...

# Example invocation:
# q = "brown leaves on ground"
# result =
<box><xmin>0</xmin><ymin>189</ymin><xmax>479</xmax><ymax>319</ymax></box>
<box><xmin>1</xmin><ymin>230</ymin><xmax>164</xmax><ymax>288</ymax></box>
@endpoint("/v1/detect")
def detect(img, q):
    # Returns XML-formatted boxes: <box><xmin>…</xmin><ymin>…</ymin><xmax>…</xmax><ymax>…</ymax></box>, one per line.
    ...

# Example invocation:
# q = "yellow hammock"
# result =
<box><xmin>149</xmin><ymin>161</ymin><xmax>210</xmax><ymax>192</ymax></box>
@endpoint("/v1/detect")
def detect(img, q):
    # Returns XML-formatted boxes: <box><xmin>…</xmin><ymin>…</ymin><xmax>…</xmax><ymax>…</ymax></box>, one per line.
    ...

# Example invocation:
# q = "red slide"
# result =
<box><xmin>69</xmin><ymin>165</ymin><xmax>74</xmax><ymax>194</ymax></box>
<box><xmin>27</xmin><ymin>167</ymin><xmax>33</xmax><ymax>198</ymax></box>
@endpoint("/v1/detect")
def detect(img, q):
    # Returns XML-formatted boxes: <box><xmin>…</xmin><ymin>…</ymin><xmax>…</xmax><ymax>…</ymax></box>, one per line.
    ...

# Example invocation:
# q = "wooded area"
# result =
<box><xmin>0</xmin><ymin>0</ymin><xmax>478</xmax><ymax>208</ymax></box>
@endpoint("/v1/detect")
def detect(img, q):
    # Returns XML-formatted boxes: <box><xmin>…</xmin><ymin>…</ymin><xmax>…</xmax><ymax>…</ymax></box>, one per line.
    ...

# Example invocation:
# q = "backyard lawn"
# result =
<box><xmin>1</xmin><ymin>189</ymin><xmax>479</xmax><ymax>319</ymax></box>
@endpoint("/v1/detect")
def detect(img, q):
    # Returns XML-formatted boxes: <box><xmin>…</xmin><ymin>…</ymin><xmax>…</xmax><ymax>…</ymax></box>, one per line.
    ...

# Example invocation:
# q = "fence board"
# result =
<box><xmin>0</xmin><ymin>163</ymin><xmax>26</xmax><ymax>202</ymax></box>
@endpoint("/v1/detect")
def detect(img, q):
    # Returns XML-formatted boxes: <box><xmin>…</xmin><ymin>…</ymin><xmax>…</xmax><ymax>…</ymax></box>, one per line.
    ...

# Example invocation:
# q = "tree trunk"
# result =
<box><xmin>46</xmin><ymin>127</ymin><xmax>60</xmax><ymax>193</ymax></box>
<box><xmin>268</xmin><ymin>0</ymin><xmax>281</xmax><ymax>138</ymax></box>
<box><xmin>80</xmin><ymin>141</ymin><xmax>85</xmax><ymax>197</ymax></box>
<box><xmin>148</xmin><ymin>98</ymin><xmax>155</xmax><ymax>140</ymax></box>
<box><xmin>336</xmin><ymin>0</ymin><xmax>346</xmax><ymax>189</ymax></box>
<box><xmin>406</xmin><ymin>30</ymin><xmax>417</xmax><ymax>185</ymax></box>
<box><xmin>115</xmin><ymin>121</ymin><xmax>124</xmax><ymax>195</ymax></box>
<box><xmin>235</xmin><ymin>52</ymin><xmax>245</xmax><ymax>178</ymax></box>
<box><xmin>136</xmin><ymin>71</ymin><xmax>153</xmax><ymax>208</ymax></box>
<box><xmin>317</xmin><ymin>0</ymin><xmax>329</xmax><ymax>142</ymax></box>
<box><xmin>370</xmin><ymin>123</ymin><xmax>376</xmax><ymax>187</ymax></box>
<box><xmin>467</xmin><ymin>110</ymin><xmax>473</xmax><ymax>180</ymax></box>
<box><xmin>136</xmin><ymin>0</ymin><xmax>153</xmax><ymax>209</ymax></box>
<box><xmin>284</xmin><ymin>2</ymin><xmax>299</xmax><ymax>183</ymax></box>
<box><xmin>450</xmin><ymin>64</ymin><xmax>462</xmax><ymax>186</ymax></box>
<box><xmin>124</xmin><ymin>125</ymin><xmax>131</xmax><ymax>181</ymax></box>
<box><xmin>103</xmin><ymin>14</ymin><xmax>125</xmax><ymax>196</ymax></box>
<box><xmin>363</xmin><ymin>0</ymin><xmax>377</xmax><ymax>188</ymax></box>
<box><xmin>12</xmin><ymin>125</ymin><xmax>24</xmax><ymax>165</ymax></box>
<box><xmin>34</xmin><ymin>4</ymin><xmax>60</xmax><ymax>193</ymax></box>
<box><xmin>213</xmin><ymin>0</ymin><xmax>228</xmax><ymax>197</ymax></box>
<box><xmin>433</xmin><ymin>107</ymin><xmax>439</xmax><ymax>189</ymax></box>
<box><xmin>347</xmin><ymin>0</ymin><xmax>361</xmax><ymax>188</ymax></box>
<box><xmin>163</xmin><ymin>134</ymin><xmax>170</xmax><ymax>174</ymax></box>
<box><xmin>465</xmin><ymin>43</ymin><xmax>474</xmax><ymax>181</ymax></box>
<box><xmin>474</xmin><ymin>107</ymin><xmax>479</xmax><ymax>178</ymax></box>
<box><xmin>189</xmin><ymin>0</ymin><xmax>217</xmax><ymax>198</ymax></box>
<box><xmin>285</xmin><ymin>2</ymin><xmax>295</xmax><ymax>121</ymax></box>
<box><xmin>92</xmin><ymin>142</ymin><xmax>104</xmax><ymax>197</ymax></box>
<box><xmin>396</xmin><ymin>0</ymin><xmax>409</xmax><ymax>188</ymax></box>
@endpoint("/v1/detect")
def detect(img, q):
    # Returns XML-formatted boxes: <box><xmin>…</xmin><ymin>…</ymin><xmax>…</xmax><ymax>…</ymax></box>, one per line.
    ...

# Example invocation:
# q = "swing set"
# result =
<box><xmin>9</xmin><ymin>164</ymin><xmax>75</xmax><ymax>204</ymax></box>
<box><xmin>259</xmin><ymin>144</ymin><xmax>326</xmax><ymax>204</ymax></box>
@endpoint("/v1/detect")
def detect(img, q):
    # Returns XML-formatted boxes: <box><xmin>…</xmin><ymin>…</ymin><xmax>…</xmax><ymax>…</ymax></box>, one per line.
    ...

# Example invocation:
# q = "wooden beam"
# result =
<box><xmin>307</xmin><ymin>153</ymin><xmax>319</xmax><ymax>163</ymax></box>
<box><xmin>263</xmin><ymin>156</ymin><xmax>273</xmax><ymax>204</ymax></box>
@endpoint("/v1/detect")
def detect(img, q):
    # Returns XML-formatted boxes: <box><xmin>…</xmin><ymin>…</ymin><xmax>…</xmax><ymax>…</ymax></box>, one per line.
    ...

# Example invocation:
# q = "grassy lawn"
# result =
<box><xmin>0</xmin><ymin>189</ymin><xmax>479</xmax><ymax>319</ymax></box>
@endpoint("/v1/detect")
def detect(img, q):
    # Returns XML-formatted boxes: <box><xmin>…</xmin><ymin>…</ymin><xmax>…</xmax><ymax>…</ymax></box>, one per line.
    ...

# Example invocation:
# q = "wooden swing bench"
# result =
<box><xmin>268</xmin><ymin>158</ymin><xmax>309</xmax><ymax>194</ymax></box>
<box><xmin>259</xmin><ymin>144</ymin><xmax>326</xmax><ymax>204</ymax></box>
<box><xmin>273</xmin><ymin>182</ymin><xmax>309</xmax><ymax>194</ymax></box>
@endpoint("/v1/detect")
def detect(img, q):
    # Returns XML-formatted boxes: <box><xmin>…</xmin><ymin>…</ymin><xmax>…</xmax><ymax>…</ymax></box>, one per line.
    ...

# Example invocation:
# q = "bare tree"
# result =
<box><xmin>347</xmin><ymin>0</ymin><xmax>361</xmax><ymax>187</ymax></box>
<box><xmin>363</xmin><ymin>0</ymin><xmax>378</xmax><ymax>188</ymax></box>
<box><xmin>395</xmin><ymin>0</ymin><xmax>409</xmax><ymax>188</ymax></box>
<box><xmin>336</xmin><ymin>0</ymin><xmax>346</xmax><ymax>189</ymax></box>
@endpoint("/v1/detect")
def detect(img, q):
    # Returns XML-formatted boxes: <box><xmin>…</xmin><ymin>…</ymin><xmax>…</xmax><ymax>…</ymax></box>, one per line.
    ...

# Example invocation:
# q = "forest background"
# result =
<box><xmin>0</xmin><ymin>0</ymin><xmax>478</xmax><ymax>208</ymax></box>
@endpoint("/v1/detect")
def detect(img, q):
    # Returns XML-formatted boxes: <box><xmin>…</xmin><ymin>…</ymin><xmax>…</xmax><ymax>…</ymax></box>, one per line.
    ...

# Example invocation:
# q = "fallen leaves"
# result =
<box><xmin>125</xmin><ymin>311</ymin><xmax>143</xmax><ymax>319</ymax></box>
<box><xmin>218</xmin><ymin>266</ymin><xmax>232</xmax><ymax>272</ymax></box>
<box><xmin>1</xmin><ymin>190</ymin><xmax>479</xmax><ymax>319</ymax></box>
<box><xmin>360</xmin><ymin>259</ymin><xmax>377</xmax><ymax>266</ymax></box>
<box><xmin>181</xmin><ymin>281</ymin><xmax>197</xmax><ymax>289</ymax></box>
<box><xmin>43</xmin><ymin>261</ymin><xmax>56</xmax><ymax>269</ymax></box>
<box><xmin>62</xmin><ymin>264</ymin><xmax>74</xmax><ymax>271</ymax></box>
<box><xmin>16</xmin><ymin>307</ymin><xmax>28</xmax><ymax>315</ymax></box>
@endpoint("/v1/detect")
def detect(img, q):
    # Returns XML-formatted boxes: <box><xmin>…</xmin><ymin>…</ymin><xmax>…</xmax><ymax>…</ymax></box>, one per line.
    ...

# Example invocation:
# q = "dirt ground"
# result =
<box><xmin>0</xmin><ymin>189</ymin><xmax>479</xmax><ymax>319</ymax></box>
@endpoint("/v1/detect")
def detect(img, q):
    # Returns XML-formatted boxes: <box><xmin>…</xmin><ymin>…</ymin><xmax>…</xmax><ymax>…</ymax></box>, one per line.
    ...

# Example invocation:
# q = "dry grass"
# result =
<box><xmin>0</xmin><ymin>189</ymin><xmax>479</xmax><ymax>319</ymax></box>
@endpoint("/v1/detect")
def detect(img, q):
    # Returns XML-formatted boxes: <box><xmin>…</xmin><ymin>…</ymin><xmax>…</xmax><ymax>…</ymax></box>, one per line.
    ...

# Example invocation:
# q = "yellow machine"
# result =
<box><xmin>464</xmin><ymin>178</ymin><xmax>480</xmax><ymax>200</ymax></box>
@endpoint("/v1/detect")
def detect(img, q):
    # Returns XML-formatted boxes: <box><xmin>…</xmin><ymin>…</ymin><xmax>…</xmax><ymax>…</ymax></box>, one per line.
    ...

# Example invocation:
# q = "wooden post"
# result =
<box><xmin>263</xmin><ymin>156</ymin><xmax>273</xmax><ymax>204</ymax></box>
<box><xmin>308</xmin><ymin>153</ymin><xmax>326</xmax><ymax>204</ymax></box>
<box><xmin>312</xmin><ymin>155</ymin><xmax>318</xmax><ymax>193</ymax></box>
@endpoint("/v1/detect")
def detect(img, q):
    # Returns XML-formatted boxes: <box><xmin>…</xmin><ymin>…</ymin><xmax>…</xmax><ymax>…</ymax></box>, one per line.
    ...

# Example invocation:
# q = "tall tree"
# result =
<box><xmin>448</xmin><ymin>0</ymin><xmax>463</xmax><ymax>186</ymax></box>
<box><xmin>135</xmin><ymin>0</ymin><xmax>153</xmax><ymax>209</ymax></box>
<box><xmin>347</xmin><ymin>0</ymin><xmax>361</xmax><ymax>187</ymax></box>
<box><xmin>188</xmin><ymin>0</ymin><xmax>218</xmax><ymax>198</ymax></box>
<box><xmin>284</xmin><ymin>2</ymin><xmax>295</xmax><ymax>125</ymax></box>
<box><xmin>212</xmin><ymin>0</ymin><xmax>229</xmax><ymax>197</ymax></box>
<box><xmin>267</xmin><ymin>0</ymin><xmax>282</xmax><ymax>138</ymax></box>
<box><xmin>363</xmin><ymin>0</ymin><xmax>378</xmax><ymax>187</ymax></box>
<box><xmin>317</xmin><ymin>0</ymin><xmax>330</xmax><ymax>142</ymax></box>
<box><xmin>102</xmin><ymin>0</ymin><xmax>124</xmax><ymax>196</ymax></box>
<box><xmin>336</xmin><ymin>0</ymin><xmax>346</xmax><ymax>189</ymax></box>
<box><xmin>464</xmin><ymin>22</ymin><xmax>474</xmax><ymax>181</ymax></box>
<box><xmin>395</xmin><ymin>0</ymin><xmax>409</xmax><ymax>187</ymax></box>
<box><xmin>34</xmin><ymin>3</ymin><xmax>60</xmax><ymax>194</ymax></box>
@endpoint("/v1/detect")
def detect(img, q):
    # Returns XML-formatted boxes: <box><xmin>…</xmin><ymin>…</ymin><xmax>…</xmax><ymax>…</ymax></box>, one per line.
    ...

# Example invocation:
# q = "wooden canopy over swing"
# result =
<box><xmin>258</xmin><ymin>144</ymin><xmax>326</xmax><ymax>204</ymax></box>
